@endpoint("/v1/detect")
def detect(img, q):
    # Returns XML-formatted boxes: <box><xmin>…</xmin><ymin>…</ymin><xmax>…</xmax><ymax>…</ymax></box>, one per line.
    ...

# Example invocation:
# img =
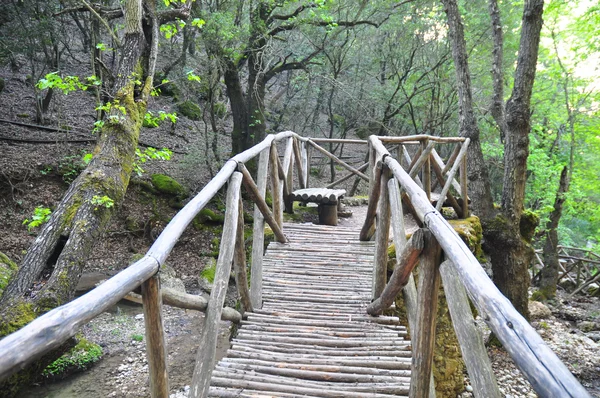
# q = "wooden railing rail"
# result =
<box><xmin>365</xmin><ymin>135</ymin><xmax>591</xmax><ymax>398</ymax></box>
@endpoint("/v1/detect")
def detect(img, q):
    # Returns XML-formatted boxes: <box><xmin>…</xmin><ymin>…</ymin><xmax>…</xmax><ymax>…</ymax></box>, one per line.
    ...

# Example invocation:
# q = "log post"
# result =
<box><xmin>460</xmin><ymin>147</ymin><xmax>469</xmax><ymax>218</ymax></box>
<box><xmin>283</xmin><ymin>137</ymin><xmax>294</xmax><ymax>213</ymax></box>
<box><xmin>402</xmin><ymin>146</ymin><xmax>423</xmax><ymax>189</ymax></box>
<box><xmin>372</xmin><ymin>167</ymin><xmax>391</xmax><ymax>300</ymax></box>
<box><xmin>269</xmin><ymin>144</ymin><xmax>283</xmax><ymax>227</ymax></box>
<box><xmin>367</xmin><ymin>229</ymin><xmax>424</xmax><ymax>315</ymax></box>
<box><xmin>190</xmin><ymin>172</ymin><xmax>242</xmax><ymax>398</ymax></box>
<box><xmin>436</xmin><ymin>139</ymin><xmax>469</xmax><ymax>216</ymax></box>
<box><xmin>234</xmin><ymin>196</ymin><xmax>253</xmax><ymax>314</ymax></box>
<box><xmin>293</xmin><ymin>137</ymin><xmax>306</xmax><ymax>189</ymax></box>
<box><xmin>359</xmin><ymin>161</ymin><xmax>383</xmax><ymax>241</ymax></box>
<box><xmin>305</xmin><ymin>142</ymin><xmax>312</xmax><ymax>188</ymax></box>
<box><xmin>141</xmin><ymin>275</ymin><xmax>169</xmax><ymax>398</ymax></box>
<box><xmin>250</xmin><ymin>148</ymin><xmax>269</xmax><ymax>309</ymax></box>
<box><xmin>422</xmin><ymin>139</ymin><xmax>431</xmax><ymax>200</ymax></box>
<box><xmin>430</xmin><ymin>154</ymin><xmax>463</xmax><ymax>215</ymax></box>
<box><xmin>238</xmin><ymin>163</ymin><xmax>287</xmax><ymax>244</ymax></box>
<box><xmin>410</xmin><ymin>230</ymin><xmax>442</xmax><ymax>398</ymax></box>
<box><xmin>439</xmin><ymin>260</ymin><xmax>501</xmax><ymax>398</ymax></box>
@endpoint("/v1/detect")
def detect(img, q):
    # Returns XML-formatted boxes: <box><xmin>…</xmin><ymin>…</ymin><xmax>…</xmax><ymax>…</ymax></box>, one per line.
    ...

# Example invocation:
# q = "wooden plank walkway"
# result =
<box><xmin>208</xmin><ymin>222</ymin><xmax>411</xmax><ymax>397</ymax></box>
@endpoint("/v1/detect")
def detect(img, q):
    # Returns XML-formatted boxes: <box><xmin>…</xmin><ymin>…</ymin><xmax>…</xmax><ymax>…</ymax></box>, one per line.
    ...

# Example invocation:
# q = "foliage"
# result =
<box><xmin>23</xmin><ymin>207</ymin><xmax>52</xmax><ymax>231</ymax></box>
<box><xmin>130</xmin><ymin>334</ymin><xmax>144</xmax><ymax>342</ymax></box>
<box><xmin>42</xmin><ymin>337</ymin><xmax>102</xmax><ymax>378</ymax></box>
<box><xmin>143</xmin><ymin>110</ymin><xmax>178</xmax><ymax>128</ymax></box>
<box><xmin>90</xmin><ymin>195</ymin><xmax>115</xmax><ymax>210</ymax></box>
<box><xmin>134</xmin><ymin>147</ymin><xmax>173</xmax><ymax>176</ymax></box>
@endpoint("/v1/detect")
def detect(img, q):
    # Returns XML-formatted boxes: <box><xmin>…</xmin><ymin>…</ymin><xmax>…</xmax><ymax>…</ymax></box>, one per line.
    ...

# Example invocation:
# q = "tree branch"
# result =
<box><xmin>80</xmin><ymin>0</ymin><xmax>121</xmax><ymax>47</ymax></box>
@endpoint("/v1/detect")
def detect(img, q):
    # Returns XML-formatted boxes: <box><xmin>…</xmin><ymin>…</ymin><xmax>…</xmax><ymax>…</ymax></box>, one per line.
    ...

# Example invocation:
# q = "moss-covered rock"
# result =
<box><xmin>194</xmin><ymin>208</ymin><xmax>225</xmax><ymax>226</ymax></box>
<box><xmin>519</xmin><ymin>209</ymin><xmax>539</xmax><ymax>243</ymax></box>
<box><xmin>42</xmin><ymin>336</ymin><xmax>102</xmax><ymax>379</ymax></box>
<box><xmin>0</xmin><ymin>252</ymin><xmax>17</xmax><ymax>297</ymax></box>
<box><xmin>177</xmin><ymin>100</ymin><xmax>202</xmax><ymax>121</ymax></box>
<box><xmin>449</xmin><ymin>216</ymin><xmax>485</xmax><ymax>263</ymax></box>
<box><xmin>151</xmin><ymin>174</ymin><xmax>187</xmax><ymax>197</ymax></box>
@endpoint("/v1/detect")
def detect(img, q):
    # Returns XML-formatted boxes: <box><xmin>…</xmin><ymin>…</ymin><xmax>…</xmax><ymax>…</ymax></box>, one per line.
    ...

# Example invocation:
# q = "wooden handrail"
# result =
<box><xmin>368</xmin><ymin>135</ymin><xmax>591</xmax><ymax>398</ymax></box>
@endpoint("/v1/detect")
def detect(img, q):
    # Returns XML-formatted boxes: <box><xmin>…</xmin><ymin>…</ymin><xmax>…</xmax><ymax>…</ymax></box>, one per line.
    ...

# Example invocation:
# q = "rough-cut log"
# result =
<box><xmin>292</xmin><ymin>137</ymin><xmax>306</xmax><ymax>190</ymax></box>
<box><xmin>326</xmin><ymin>162</ymin><xmax>369</xmax><ymax>188</ymax></box>
<box><xmin>402</xmin><ymin>146</ymin><xmax>423</xmax><ymax>189</ymax></box>
<box><xmin>238</xmin><ymin>163</ymin><xmax>287</xmax><ymax>244</ymax></box>
<box><xmin>141</xmin><ymin>276</ymin><xmax>169</xmax><ymax>398</ymax></box>
<box><xmin>190</xmin><ymin>172</ymin><xmax>242</xmax><ymax>398</ymax></box>
<box><xmin>234</xmin><ymin>196</ymin><xmax>253</xmax><ymax>314</ymax></box>
<box><xmin>368</xmin><ymin>230</ymin><xmax>424</xmax><ymax>315</ymax></box>
<box><xmin>439</xmin><ymin>260</ymin><xmax>501</xmax><ymax>398</ymax></box>
<box><xmin>379</xmin><ymin>135</ymin><xmax>466</xmax><ymax>143</ymax></box>
<box><xmin>290</xmin><ymin>188</ymin><xmax>346</xmax><ymax>204</ymax></box>
<box><xmin>360</xmin><ymin>161</ymin><xmax>383</xmax><ymax>241</ymax></box>
<box><xmin>372</xmin><ymin>136</ymin><xmax>590</xmax><ymax>397</ymax></box>
<box><xmin>460</xmin><ymin>153</ymin><xmax>469</xmax><ymax>217</ymax></box>
<box><xmin>250</xmin><ymin>148</ymin><xmax>270</xmax><ymax>309</ymax></box>
<box><xmin>410</xmin><ymin>230</ymin><xmax>441</xmax><ymax>398</ymax></box>
<box><xmin>310</xmin><ymin>138</ymin><xmax>368</xmax><ymax>144</ymax></box>
<box><xmin>269</xmin><ymin>143</ymin><xmax>284</xmax><ymax>227</ymax></box>
<box><xmin>422</xmin><ymin>140</ymin><xmax>432</xmax><ymax>199</ymax></box>
<box><xmin>307</xmin><ymin>140</ymin><xmax>369</xmax><ymax>181</ymax></box>
<box><xmin>283</xmin><ymin>137</ymin><xmax>295</xmax><ymax>213</ymax></box>
<box><xmin>372</xmin><ymin>168</ymin><xmax>391</xmax><ymax>300</ymax></box>
<box><xmin>435</xmin><ymin>139</ymin><xmax>469</xmax><ymax>213</ymax></box>
<box><xmin>430</xmin><ymin>154</ymin><xmax>463</xmax><ymax>215</ymax></box>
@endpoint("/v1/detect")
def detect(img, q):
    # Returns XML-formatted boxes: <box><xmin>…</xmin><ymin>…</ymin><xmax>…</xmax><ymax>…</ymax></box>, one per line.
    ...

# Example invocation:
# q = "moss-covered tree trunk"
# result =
<box><xmin>0</xmin><ymin>1</ymin><xmax>164</xmax><ymax>394</ymax></box>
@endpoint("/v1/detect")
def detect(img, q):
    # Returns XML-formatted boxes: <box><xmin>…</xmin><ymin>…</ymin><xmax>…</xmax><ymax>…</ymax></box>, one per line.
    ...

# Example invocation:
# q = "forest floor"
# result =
<box><xmin>0</xmin><ymin>63</ymin><xmax>599</xmax><ymax>397</ymax></box>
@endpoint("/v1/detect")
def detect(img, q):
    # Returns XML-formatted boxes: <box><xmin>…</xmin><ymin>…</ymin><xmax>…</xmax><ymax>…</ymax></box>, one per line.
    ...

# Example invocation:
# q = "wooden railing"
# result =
<box><xmin>0</xmin><ymin>131</ymin><xmax>370</xmax><ymax>398</ymax></box>
<box><xmin>363</xmin><ymin>135</ymin><xmax>591</xmax><ymax>398</ymax></box>
<box><xmin>0</xmin><ymin>132</ymin><xmax>591</xmax><ymax>398</ymax></box>
<box><xmin>533</xmin><ymin>246</ymin><xmax>600</xmax><ymax>296</ymax></box>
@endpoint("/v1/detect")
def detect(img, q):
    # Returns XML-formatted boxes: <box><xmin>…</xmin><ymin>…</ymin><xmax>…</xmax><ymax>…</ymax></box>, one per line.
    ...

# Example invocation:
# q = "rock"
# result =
<box><xmin>465</xmin><ymin>385</ymin><xmax>473</xmax><ymax>392</ymax></box>
<box><xmin>135</xmin><ymin>314</ymin><xmax>144</xmax><ymax>320</ymax></box>
<box><xmin>151</xmin><ymin>174</ymin><xmax>187</xmax><ymax>197</ymax></box>
<box><xmin>159</xmin><ymin>264</ymin><xmax>186</xmax><ymax>292</ymax></box>
<box><xmin>586</xmin><ymin>333</ymin><xmax>600</xmax><ymax>342</ymax></box>
<box><xmin>529</xmin><ymin>300</ymin><xmax>552</xmax><ymax>320</ymax></box>
<box><xmin>176</xmin><ymin>100</ymin><xmax>202</xmax><ymax>121</ymax></box>
<box><xmin>578</xmin><ymin>321</ymin><xmax>599</xmax><ymax>333</ymax></box>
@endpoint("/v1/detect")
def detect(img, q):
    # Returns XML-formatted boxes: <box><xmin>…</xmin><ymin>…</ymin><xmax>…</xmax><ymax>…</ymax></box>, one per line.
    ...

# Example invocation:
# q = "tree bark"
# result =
<box><xmin>538</xmin><ymin>166</ymin><xmax>569</xmax><ymax>298</ymax></box>
<box><xmin>443</xmin><ymin>0</ymin><xmax>544</xmax><ymax>319</ymax></box>
<box><xmin>0</xmin><ymin>1</ymin><xmax>168</xmax><ymax>393</ymax></box>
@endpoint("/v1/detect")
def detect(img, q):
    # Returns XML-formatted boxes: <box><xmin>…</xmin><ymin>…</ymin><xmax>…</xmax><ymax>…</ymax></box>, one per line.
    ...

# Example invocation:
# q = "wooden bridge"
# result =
<box><xmin>0</xmin><ymin>132</ymin><xmax>592</xmax><ymax>398</ymax></box>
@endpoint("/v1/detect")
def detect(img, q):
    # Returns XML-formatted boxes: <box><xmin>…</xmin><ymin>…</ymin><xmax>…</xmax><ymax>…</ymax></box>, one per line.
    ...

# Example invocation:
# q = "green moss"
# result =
<box><xmin>151</xmin><ymin>174</ymin><xmax>187</xmax><ymax>197</ymax></box>
<box><xmin>0</xmin><ymin>252</ymin><xmax>17</xmax><ymax>296</ymax></box>
<box><xmin>213</xmin><ymin>102</ymin><xmax>227</xmax><ymax>118</ymax></box>
<box><xmin>42</xmin><ymin>337</ymin><xmax>102</xmax><ymax>378</ymax></box>
<box><xmin>264</xmin><ymin>226</ymin><xmax>275</xmax><ymax>251</ymax></box>
<box><xmin>0</xmin><ymin>301</ymin><xmax>36</xmax><ymax>338</ymax></box>
<box><xmin>531</xmin><ymin>290</ymin><xmax>548</xmax><ymax>302</ymax></box>
<box><xmin>449</xmin><ymin>216</ymin><xmax>485</xmax><ymax>263</ymax></box>
<box><xmin>194</xmin><ymin>208</ymin><xmax>225</xmax><ymax>226</ymax></box>
<box><xmin>200</xmin><ymin>263</ymin><xmax>217</xmax><ymax>283</ymax></box>
<box><xmin>519</xmin><ymin>209</ymin><xmax>539</xmax><ymax>243</ymax></box>
<box><xmin>177</xmin><ymin>100</ymin><xmax>202</xmax><ymax>121</ymax></box>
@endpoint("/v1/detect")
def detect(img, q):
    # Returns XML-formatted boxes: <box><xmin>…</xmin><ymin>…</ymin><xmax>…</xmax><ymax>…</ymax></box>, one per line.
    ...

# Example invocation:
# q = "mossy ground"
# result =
<box><xmin>42</xmin><ymin>337</ymin><xmax>103</xmax><ymax>379</ymax></box>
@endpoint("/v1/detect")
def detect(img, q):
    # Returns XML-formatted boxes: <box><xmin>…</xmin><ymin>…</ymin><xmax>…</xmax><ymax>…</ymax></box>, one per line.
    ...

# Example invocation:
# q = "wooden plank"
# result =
<box><xmin>141</xmin><ymin>275</ymin><xmax>169</xmax><ymax>398</ymax></box>
<box><xmin>409</xmin><ymin>230</ymin><xmax>441</xmax><ymax>398</ymax></box>
<box><xmin>439</xmin><ymin>260</ymin><xmax>501</xmax><ymax>398</ymax></box>
<box><xmin>238</xmin><ymin>163</ymin><xmax>287</xmax><ymax>244</ymax></box>
<box><xmin>307</xmin><ymin>140</ymin><xmax>369</xmax><ymax>181</ymax></box>
<box><xmin>372</xmin><ymin>168</ymin><xmax>391</xmax><ymax>300</ymax></box>
<box><xmin>368</xmin><ymin>230</ymin><xmax>424</xmax><ymax>315</ymax></box>
<box><xmin>360</xmin><ymin>161</ymin><xmax>383</xmax><ymax>241</ymax></box>
<box><xmin>250</xmin><ymin>148</ymin><xmax>270</xmax><ymax>309</ymax></box>
<box><xmin>234</xmin><ymin>196</ymin><xmax>253</xmax><ymax>314</ymax></box>
<box><xmin>374</xmin><ymin>136</ymin><xmax>591</xmax><ymax>397</ymax></box>
<box><xmin>190</xmin><ymin>172</ymin><xmax>243</xmax><ymax>398</ymax></box>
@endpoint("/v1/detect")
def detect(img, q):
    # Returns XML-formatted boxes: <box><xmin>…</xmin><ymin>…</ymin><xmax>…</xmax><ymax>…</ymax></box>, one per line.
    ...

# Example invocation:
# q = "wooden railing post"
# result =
<box><xmin>190</xmin><ymin>172</ymin><xmax>243</xmax><ymax>398</ymax></box>
<box><xmin>292</xmin><ymin>137</ymin><xmax>306</xmax><ymax>189</ymax></box>
<box><xmin>410</xmin><ymin>230</ymin><xmax>442</xmax><ymax>398</ymax></box>
<box><xmin>439</xmin><ymin>260</ymin><xmax>501</xmax><ymax>398</ymax></box>
<box><xmin>269</xmin><ymin>143</ymin><xmax>283</xmax><ymax>227</ymax></box>
<box><xmin>234</xmin><ymin>195</ymin><xmax>252</xmax><ymax>314</ymax></box>
<box><xmin>283</xmin><ymin>137</ymin><xmax>294</xmax><ymax>213</ymax></box>
<box><xmin>305</xmin><ymin>142</ymin><xmax>312</xmax><ymax>188</ymax></box>
<box><xmin>250</xmin><ymin>148</ymin><xmax>269</xmax><ymax>309</ymax></box>
<box><xmin>422</xmin><ymin>138</ymin><xmax>431</xmax><ymax>200</ymax></box>
<box><xmin>141</xmin><ymin>275</ymin><xmax>169</xmax><ymax>398</ymax></box>
<box><xmin>359</xmin><ymin>161</ymin><xmax>382</xmax><ymax>241</ymax></box>
<box><xmin>372</xmin><ymin>167</ymin><xmax>391</xmax><ymax>300</ymax></box>
<box><xmin>460</xmin><ymin>149</ymin><xmax>469</xmax><ymax>218</ymax></box>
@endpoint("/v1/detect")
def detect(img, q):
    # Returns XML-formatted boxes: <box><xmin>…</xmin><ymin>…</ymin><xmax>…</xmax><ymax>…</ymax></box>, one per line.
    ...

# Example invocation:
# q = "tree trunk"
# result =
<box><xmin>538</xmin><ymin>166</ymin><xmax>569</xmax><ymax>298</ymax></box>
<box><xmin>0</xmin><ymin>1</ymin><xmax>161</xmax><ymax>393</ymax></box>
<box><xmin>441</xmin><ymin>0</ymin><xmax>495</xmax><ymax>221</ymax></box>
<box><xmin>224</xmin><ymin>61</ymin><xmax>250</xmax><ymax>155</ymax></box>
<box><xmin>247</xmin><ymin>53</ymin><xmax>267</xmax><ymax>148</ymax></box>
<box><xmin>443</xmin><ymin>0</ymin><xmax>544</xmax><ymax>319</ymax></box>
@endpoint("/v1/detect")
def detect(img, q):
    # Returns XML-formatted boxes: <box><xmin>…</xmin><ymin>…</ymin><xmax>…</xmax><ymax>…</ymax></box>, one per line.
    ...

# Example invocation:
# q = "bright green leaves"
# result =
<box><xmin>23</xmin><ymin>207</ymin><xmax>52</xmax><ymax>232</ymax></box>
<box><xmin>192</xmin><ymin>18</ymin><xmax>206</xmax><ymax>29</ymax></box>
<box><xmin>90</xmin><ymin>195</ymin><xmax>114</xmax><ymax>210</ymax></box>
<box><xmin>133</xmin><ymin>147</ymin><xmax>173</xmax><ymax>176</ymax></box>
<box><xmin>186</xmin><ymin>70</ymin><xmax>202</xmax><ymax>83</ymax></box>
<box><xmin>143</xmin><ymin>111</ymin><xmax>178</xmax><ymax>128</ymax></box>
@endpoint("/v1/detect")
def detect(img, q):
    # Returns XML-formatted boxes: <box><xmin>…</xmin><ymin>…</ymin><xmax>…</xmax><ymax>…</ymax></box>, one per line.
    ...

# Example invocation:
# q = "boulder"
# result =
<box><xmin>529</xmin><ymin>300</ymin><xmax>552</xmax><ymax>320</ymax></box>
